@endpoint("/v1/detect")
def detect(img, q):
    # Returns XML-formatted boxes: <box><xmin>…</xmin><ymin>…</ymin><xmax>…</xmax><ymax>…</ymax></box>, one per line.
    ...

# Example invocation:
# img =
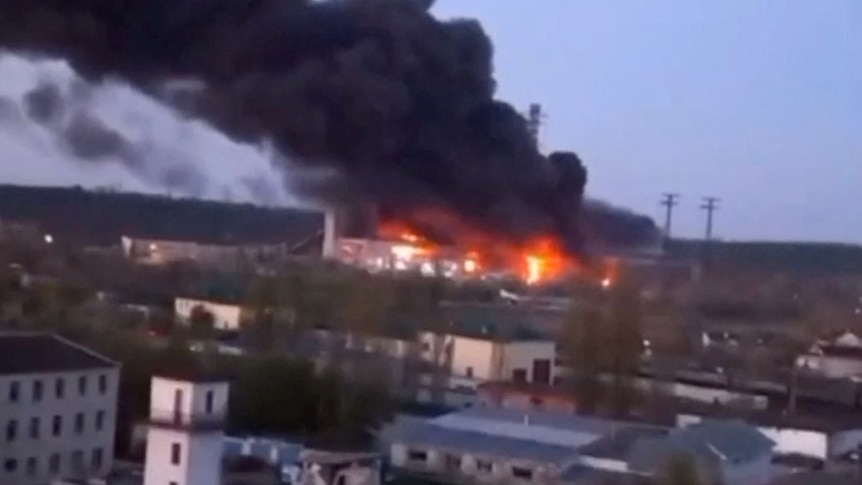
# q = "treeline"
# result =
<box><xmin>0</xmin><ymin>184</ymin><xmax>321</xmax><ymax>246</ymax></box>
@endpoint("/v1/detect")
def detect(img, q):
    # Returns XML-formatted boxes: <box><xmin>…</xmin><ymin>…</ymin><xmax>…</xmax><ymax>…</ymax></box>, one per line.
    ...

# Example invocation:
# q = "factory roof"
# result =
<box><xmin>577</xmin><ymin>425</ymin><xmax>670</xmax><ymax>460</ymax></box>
<box><xmin>429</xmin><ymin>407</ymin><xmax>631</xmax><ymax>448</ymax></box>
<box><xmin>0</xmin><ymin>333</ymin><xmax>117</xmax><ymax>375</ymax></box>
<box><xmin>628</xmin><ymin>419</ymin><xmax>773</xmax><ymax>472</ymax></box>
<box><xmin>393</xmin><ymin>420</ymin><xmax>577</xmax><ymax>466</ymax></box>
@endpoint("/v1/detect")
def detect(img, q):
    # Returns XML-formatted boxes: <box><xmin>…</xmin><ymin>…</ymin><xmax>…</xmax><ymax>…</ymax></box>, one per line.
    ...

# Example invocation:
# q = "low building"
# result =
<box><xmin>143</xmin><ymin>372</ymin><xmax>230</xmax><ymax>485</ymax></box>
<box><xmin>0</xmin><ymin>332</ymin><xmax>119</xmax><ymax>485</ymax></box>
<box><xmin>174</xmin><ymin>297</ymin><xmax>252</xmax><ymax>332</ymax></box>
<box><xmin>418</xmin><ymin>323</ymin><xmax>557</xmax><ymax>385</ymax></box>
<box><xmin>121</xmin><ymin>236</ymin><xmax>293</xmax><ymax>268</ymax></box>
<box><xmin>476</xmin><ymin>381</ymin><xmax>577</xmax><ymax>413</ymax></box>
<box><xmin>628</xmin><ymin>419</ymin><xmax>775</xmax><ymax>485</ymax></box>
<box><xmin>796</xmin><ymin>344</ymin><xmax>862</xmax><ymax>379</ymax></box>
<box><xmin>389</xmin><ymin>407</ymin><xmax>774</xmax><ymax>485</ymax></box>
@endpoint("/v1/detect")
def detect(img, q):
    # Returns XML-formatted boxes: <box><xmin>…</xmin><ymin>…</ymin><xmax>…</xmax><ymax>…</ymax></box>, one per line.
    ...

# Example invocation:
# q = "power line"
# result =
<box><xmin>701</xmin><ymin>196</ymin><xmax>720</xmax><ymax>241</ymax></box>
<box><xmin>660</xmin><ymin>193</ymin><xmax>680</xmax><ymax>239</ymax></box>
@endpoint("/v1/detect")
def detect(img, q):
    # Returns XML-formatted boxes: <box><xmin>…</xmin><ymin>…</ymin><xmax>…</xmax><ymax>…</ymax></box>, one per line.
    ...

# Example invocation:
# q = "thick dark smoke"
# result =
<box><xmin>0</xmin><ymin>0</ymin><xmax>657</xmax><ymax>254</ymax></box>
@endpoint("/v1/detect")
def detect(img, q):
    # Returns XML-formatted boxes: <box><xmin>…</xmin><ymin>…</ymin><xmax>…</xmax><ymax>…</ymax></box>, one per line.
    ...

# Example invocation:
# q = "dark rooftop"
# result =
<box><xmin>0</xmin><ymin>333</ymin><xmax>117</xmax><ymax>375</ymax></box>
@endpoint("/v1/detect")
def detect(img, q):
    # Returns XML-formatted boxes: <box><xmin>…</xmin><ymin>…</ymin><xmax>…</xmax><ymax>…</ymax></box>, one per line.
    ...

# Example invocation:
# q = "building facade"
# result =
<box><xmin>143</xmin><ymin>374</ymin><xmax>229</xmax><ymax>485</ymax></box>
<box><xmin>174</xmin><ymin>297</ymin><xmax>251</xmax><ymax>332</ymax></box>
<box><xmin>0</xmin><ymin>333</ymin><xmax>119</xmax><ymax>485</ymax></box>
<box><xmin>418</xmin><ymin>331</ymin><xmax>557</xmax><ymax>385</ymax></box>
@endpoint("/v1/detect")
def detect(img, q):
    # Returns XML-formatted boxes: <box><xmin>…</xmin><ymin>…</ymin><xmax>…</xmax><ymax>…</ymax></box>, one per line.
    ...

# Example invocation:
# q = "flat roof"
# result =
<box><xmin>394</xmin><ymin>420</ymin><xmax>577</xmax><ymax>466</ymax></box>
<box><xmin>0</xmin><ymin>333</ymin><xmax>117</xmax><ymax>375</ymax></box>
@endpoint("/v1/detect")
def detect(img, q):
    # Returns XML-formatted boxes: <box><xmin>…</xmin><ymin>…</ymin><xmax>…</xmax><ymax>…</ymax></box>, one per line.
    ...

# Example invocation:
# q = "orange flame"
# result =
<box><xmin>378</xmin><ymin>209</ymin><xmax>578</xmax><ymax>284</ymax></box>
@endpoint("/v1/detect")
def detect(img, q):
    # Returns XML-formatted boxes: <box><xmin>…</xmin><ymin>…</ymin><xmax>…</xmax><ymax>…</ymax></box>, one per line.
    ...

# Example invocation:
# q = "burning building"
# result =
<box><xmin>321</xmin><ymin>203</ymin><xmax>584</xmax><ymax>285</ymax></box>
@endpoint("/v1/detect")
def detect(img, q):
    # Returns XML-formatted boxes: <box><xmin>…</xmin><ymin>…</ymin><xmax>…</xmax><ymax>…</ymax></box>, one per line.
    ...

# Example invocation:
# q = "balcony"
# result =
<box><xmin>146</xmin><ymin>409</ymin><xmax>226</xmax><ymax>432</ymax></box>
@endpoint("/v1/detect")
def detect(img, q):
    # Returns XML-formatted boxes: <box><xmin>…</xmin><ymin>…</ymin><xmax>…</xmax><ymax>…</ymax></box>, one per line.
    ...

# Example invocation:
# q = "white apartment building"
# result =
<box><xmin>0</xmin><ymin>333</ymin><xmax>119</xmax><ymax>485</ymax></box>
<box><xmin>418</xmin><ymin>328</ymin><xmax>556</xmax><ymax>385</ymax></box>
<box><xmin>143</xmin><ymin>373</ymin><xmax>229</xmax><ymax>485</ymax></box>
<box><xmin>174</xmin><ymin>297</ymin><xmax>252</xmax><ymax>331</ymax></box>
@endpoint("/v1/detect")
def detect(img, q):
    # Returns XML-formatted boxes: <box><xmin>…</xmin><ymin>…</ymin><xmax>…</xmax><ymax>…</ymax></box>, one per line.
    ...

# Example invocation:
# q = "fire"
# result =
<box><xmin>377</xmin><ymin>210</ymin><xmax>578</xmax><ymax>284</ymax></box>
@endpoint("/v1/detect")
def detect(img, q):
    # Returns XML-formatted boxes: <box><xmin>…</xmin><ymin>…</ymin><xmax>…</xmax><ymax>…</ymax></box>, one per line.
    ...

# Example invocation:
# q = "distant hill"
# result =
<box><xmin>0</xmin><ymin>185</ymin><xmax>322</xmax><ymax>246</ymax></box>
<box><xmin>666</xmin><ymin>239</ymin><xmax>862</xmax><ymax>276</ymax></box>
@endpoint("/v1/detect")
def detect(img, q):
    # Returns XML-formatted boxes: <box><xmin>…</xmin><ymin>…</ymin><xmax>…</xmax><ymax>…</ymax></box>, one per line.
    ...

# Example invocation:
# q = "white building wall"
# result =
<box><xmin>143</xmin><ymin>429</ymin><xmax>191</xmax><ymax>485</ymax></box>
<box><xmin>418</xmin><ymin>333</ymin><xmax>557</xmax><ymax>383</ymax></box>
<box><xmin>0</xmin><ymin>367</ymin><xmax>119</xmax><ymax>485</ymax></box>
<box><xmin>175</xmin><ymin>298</ymin><xmax>246</xmax><ymax>331</ymax></box>
<box><xmin>501</xmin><ymin>341</ymin><xmax>556</xmax><ymax>383</ymax></box>
<box><xmin>392</xmin><ymin>442</ymin><xmax>558</xmax><ymax>484</ymax></box>
<box><xmin>144</xmin><ymin>378</ymin><xmax>227</xmax><ymax>485</ymax></box>
<box><xmin>796</xmin><ymin>354</ymin><xmax>862</xmax><ymax>378</ymax></box>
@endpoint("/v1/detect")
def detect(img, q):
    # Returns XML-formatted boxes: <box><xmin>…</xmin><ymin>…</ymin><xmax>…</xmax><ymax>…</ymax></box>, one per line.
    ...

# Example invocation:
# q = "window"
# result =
<box><xmin>55</xmin><ymin>378</ymin><xmax>65</xmax><ymax>399</ymax></box>
<box><xmin>71</xmin><ymin>451</ymin><xmax>84</xmax><ymax>472</ymax></box>
<box><xmin>171</xmin><ymin>443</ymin><xmax>181</xmax><ymax>465</ymax></box>
<box><xmin>95</xmin><ymin>410</ymin><xmax>105</xmax><ymax>431</ymax></box>
<box><xmin>29</xmin><ymin>417</ymin><xmax>39</xmax><ymax>439</ymax></box>
<box><xmin>25</xmin><ymin>457</ymin><xmax>36</xmax><ymax>477</ymax></box>
<box><xmin>512</xmin><ymin>368</ymin><xmax>528</xmax><ymax>383</ymax></box>
<box><xmin>91</xmin><ymin>448</ymin><xmax>103</xmax><ymax>470</ymax></box>
<box><xmin>476</xmin><ymin>460</ymin><xmax>492</xmax><ymax>473</ymax></box>
<box><xmin>205</xmin><ymin>390</ymin><xmax>214</xmax><ymax>413</ymax></box>
<box><xmin>444</xmin><ymin>454</ymin><xmax>462</xmax><ymax>471</ymax></box>
<box><xmin>32</xmin><ymin>380</ymin><xmax>43</xmax><ymax>402</ymax></box>
<box><xmin>512</xmin><ymin>466</ymin><xmax>533</xmax><ymax>480</ymax></box>
<box><xmin>3</xmin><ymin>459</ymin><xmax>17</xmax><ymax>472</ymax></box>
<box><xmin>6</xmin><ymin>419</ymin><xmax>17</xmax><ymax>442</ymax></box>
<box><xmin>8</xmin><ymin>380</ymin><xmax>19</xmax><ymax>402</ymax></box>
<box><xmin>78</xmin><ymin>376</ymin><xmax>87</xmax><ymax>396</ymax></box>
<box><xmin>48</xmin><ymin>454</ymin><xmax>60</xmax><ymax>474</ymax></box>
<box><xmin>52</xmin><ymin>415</ymin><xmax>62</xmax><ymax>437</ymax></box>
<box><xmin>407</xmin><ymin>449</ymin><xmax>427</xmax><ymax>462</ymax></box>
<box><xmin>74</xmin><ymin>413</ymin><xmax>84</xmax><ymax>434</ymax></box>
<box><xmin>465</xmin><ymin>366</ymin><xmax>474</xmax><ymax>378</ymax></box>
<box><xmin>98</xmin><ymin>374</ymin><xmax>107</xmax><ymax>395</ymax></box>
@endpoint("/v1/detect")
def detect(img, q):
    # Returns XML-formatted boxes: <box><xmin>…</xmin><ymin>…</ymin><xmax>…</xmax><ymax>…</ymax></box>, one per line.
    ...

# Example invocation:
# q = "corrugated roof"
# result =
<box><xmin>577</xmin><ymin>426</ymin><xmax>670</xmax><ymax>460</ymax></box>
<box><xmin>394</xmin><ymin>421</ymin><xmax>577</xmax><ymax>465</ymax></box>
<box><xmin>0</xmin><ymin>333</ymin><xmax>116</xmax><ymax>375</ymax></box>
<box><xmin>678</xmin><ymin>419</ymin><xmax>774</xmax><ymax>462</ymax></box>
<box><xmin>627</xmin><ymin>419</ymin><xmax>774</xmax><ymax>472</ymax></box>
<box><xmin>429</xmin><ymin>408</ymin><xmax>632</xmax><ymax>449</ymax></box>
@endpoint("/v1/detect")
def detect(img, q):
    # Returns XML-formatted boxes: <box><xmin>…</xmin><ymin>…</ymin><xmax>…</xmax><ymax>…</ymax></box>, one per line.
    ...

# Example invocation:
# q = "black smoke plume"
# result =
<box><xmin>0</xmin><ymin>0</ymin><xmax>657</xmax><ymax>255</ymax></box>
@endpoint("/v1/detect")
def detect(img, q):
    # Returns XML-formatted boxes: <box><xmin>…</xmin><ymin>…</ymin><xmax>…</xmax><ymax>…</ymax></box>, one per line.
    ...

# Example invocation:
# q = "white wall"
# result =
<box><xmin>0</xmin><ymin>367</ymin><xmax>119</xmax><ymax>485</ymax></box>
<box><xmin>149</xmin><ymin>377</ymin><xmax>229</xmax><ymax>420</ymax></box>
<box><xmin>796</xmin><ymin>354</ymin><xmax>862</xmax><ymax>379</ymax></box>
<box><xmin>501</xmin><ymin>341</ymin><xmax>556</xmax><ymax>383</ymax></box>
<box><xmin>391</xmin><ymin>443</ymin><xmax>557</xmax><ymax>484</ymax></box>
<box><xmin>418</xmin><ymin>332</ymin><xmax>557</xmax><ymax>383</ymax></box>
<box><xmin>175</xmin><ymin>298</ymin><xmax>246</xmax><ymax>331</ymax></box>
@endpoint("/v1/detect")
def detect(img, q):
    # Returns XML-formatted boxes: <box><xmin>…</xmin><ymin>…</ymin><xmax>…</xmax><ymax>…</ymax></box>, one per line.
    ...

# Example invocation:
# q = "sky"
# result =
<box><xmin>433</xmin><ymin>0</ymin><xmax>861</xmax><ymax>242</ymax></box>
<box><xmin>0</xmin><ymin>1</ymin><xmax>859</xmax><ymax>242</ymax></box>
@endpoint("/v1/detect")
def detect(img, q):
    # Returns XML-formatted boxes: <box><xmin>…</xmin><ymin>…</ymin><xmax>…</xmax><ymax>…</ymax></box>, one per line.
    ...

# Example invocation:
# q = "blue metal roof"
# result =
<box><xmin>394</xmin><ymin>421</ymin><xmax>577</xmax><ymax>465</ymax></box>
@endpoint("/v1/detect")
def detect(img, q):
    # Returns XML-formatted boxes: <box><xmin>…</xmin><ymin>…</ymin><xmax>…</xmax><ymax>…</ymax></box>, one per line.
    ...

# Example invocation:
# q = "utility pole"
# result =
<box><xmin>701</xmin><ymin>196</ymin><xmax>720</xmax><ymax>241</ymax></box>
<box><xmin>660</xmin><ymin>193</ymin><xmax>680</xmax><ymax>241</ymax></box>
